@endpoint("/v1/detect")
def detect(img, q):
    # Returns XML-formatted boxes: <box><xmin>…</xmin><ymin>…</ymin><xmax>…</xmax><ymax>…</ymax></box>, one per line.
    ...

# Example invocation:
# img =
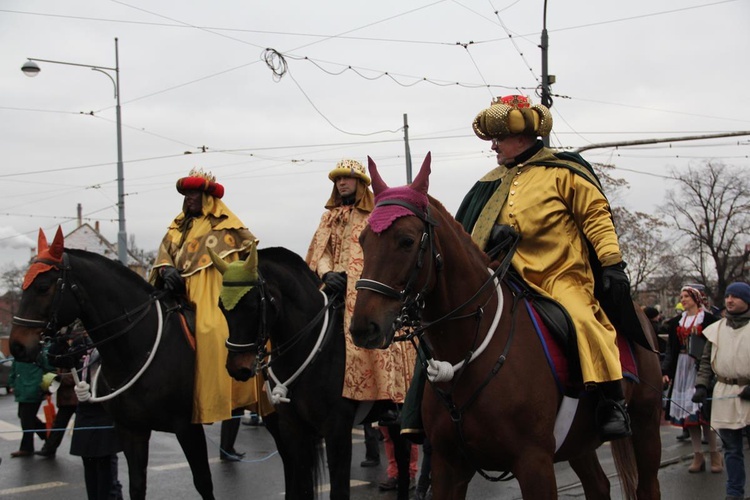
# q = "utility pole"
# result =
<box><xmin>403</xmin><ymin>113</ymin><xmax>413</xmax><ymax>183</ymax></box>
<box><xmin>540</xmin><ymin>0</ymin><xmax>554</xmax><ymax>147</ymax></box>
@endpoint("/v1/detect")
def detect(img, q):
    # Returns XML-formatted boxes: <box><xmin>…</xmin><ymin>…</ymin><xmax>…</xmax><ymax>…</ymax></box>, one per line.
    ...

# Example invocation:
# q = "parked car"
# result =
<box><xmin>0</xmin><ymin>352</ymin><xmax>13</xmax><ymax>394</ymax></box>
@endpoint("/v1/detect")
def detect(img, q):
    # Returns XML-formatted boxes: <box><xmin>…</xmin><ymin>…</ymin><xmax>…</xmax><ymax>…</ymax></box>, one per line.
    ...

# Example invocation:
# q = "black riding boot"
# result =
<box><xmin>595</xmin><ymin>380</ymin><xmax>631</xmax><ymax>442</ymax></box>
<box><xmin>220</xmin><ymin>409</ymin><xmax>245</xmax><ymax>461</ymax></box>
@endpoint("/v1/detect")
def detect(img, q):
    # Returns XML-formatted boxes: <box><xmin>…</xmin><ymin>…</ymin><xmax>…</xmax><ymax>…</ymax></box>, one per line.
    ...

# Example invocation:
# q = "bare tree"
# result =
<box><xmin>592</xmin><ymin>163</ymin><xmax>674</xmax><ymax>295</ymax></box>
<box><xmin>611</xmin><ymin>208</ymin><xmax>678</xmax><ymax>292</ymax></box>
<box><xmin>661</xmin><ymin>161</ymin><xmax>750</xmax><ymax>303</ymax></box>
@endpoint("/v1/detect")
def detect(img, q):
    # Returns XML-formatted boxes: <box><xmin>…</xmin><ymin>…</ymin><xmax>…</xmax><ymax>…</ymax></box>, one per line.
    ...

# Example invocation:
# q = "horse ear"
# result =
<box><xmin>207</xmin><ymin>247</ymin><xmax>228</xmax><ymax>275</ymax></box>
<box><xmin>49</xmin><ymin>226</ymin><xmax>64</xmax><ymax>261</ymax></box>
<box><xmin>410</xmin><ymin>152</ymin><xmax>431</xmax><ymax>195</ymax></box>
<box><xmin>37</xmin><ymin>228</ymin><xmax>49</xmax><ymax>256</ymax></box>
<box><xmin>242</xmin><ymin>240</ymin><xmax>259</xmax><ymax>279</ymax></box>
<box><xmin>368</xmin><ymin>156</ymin><xmax>388</xmax><ymax>195</ymax></box>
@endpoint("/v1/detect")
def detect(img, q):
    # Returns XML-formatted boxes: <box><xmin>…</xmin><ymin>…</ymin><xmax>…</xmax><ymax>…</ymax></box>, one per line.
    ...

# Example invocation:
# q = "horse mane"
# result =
<box><xmin>427</xmin><ymin>195</ymin><xmax>490</xmax><ymax>268</ymax></box>
<box><xmin>258</xmin><ymin>247</ymin><xmax>321</xmax><ymax>286</ymax></box>
<box><xmin>65</xmin><ymin>248</ymin><xmax>154</xmax><ymax>293</ymax></box>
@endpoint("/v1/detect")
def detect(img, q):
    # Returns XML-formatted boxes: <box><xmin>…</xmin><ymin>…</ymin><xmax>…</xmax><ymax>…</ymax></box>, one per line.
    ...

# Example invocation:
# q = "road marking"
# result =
<box><xmin>281</xmin><ymin>480</ymin><xmax>370</xmax><ymax>495</ymax></box>
<box><xmin>150</xmin><ymin>457</ymin><xmax>222</xmax><ymax>471</ymax></box>
<box><xmin>0</xmin><ymin>419</ymin><xmax>22</xmax><ymax>440</ymax></box>
<box><xmin>0</xmin><ymin>482</ymin><xmax>68</xmax><ymax>495</ymax></box>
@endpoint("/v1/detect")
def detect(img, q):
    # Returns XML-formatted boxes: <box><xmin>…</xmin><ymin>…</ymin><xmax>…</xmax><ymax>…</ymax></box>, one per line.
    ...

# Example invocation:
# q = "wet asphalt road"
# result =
<box><xmin>0</xmin><ymin>390</ymin><xmax>747</xmax><ymax>499</ymax></box>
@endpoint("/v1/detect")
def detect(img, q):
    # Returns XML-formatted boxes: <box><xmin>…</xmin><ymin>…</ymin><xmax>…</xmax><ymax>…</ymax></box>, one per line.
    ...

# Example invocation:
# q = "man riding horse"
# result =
<box><xmin>457</xmin><ymin>94</ymin><xmax>641</xmax><ymax>441</ymax></box>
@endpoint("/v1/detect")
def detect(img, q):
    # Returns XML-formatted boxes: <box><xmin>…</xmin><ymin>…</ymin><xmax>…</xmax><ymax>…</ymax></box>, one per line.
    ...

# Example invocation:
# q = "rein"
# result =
<box><xmin>264</xmin><ymin>289</ymin><xmax>334</xmax><ymax>404</ymax></box>
<box><xmin>223</xmin><ymin>270</ymin><xmax>339</xmax><ymax>404</ymax></box>
<box><xmin>72</xmin><ymin>301</ymin><xmax>165</xmax><ymax>403</ymax></box>
<box><xmin>14</xmin><ymin>251</ymin><xmax>169</xmax><ymax>402</ymax></box>
<box><xmin>357</xmin><ymin>198</ymin><xmax>522</xmax><ymax>482</ymax></box>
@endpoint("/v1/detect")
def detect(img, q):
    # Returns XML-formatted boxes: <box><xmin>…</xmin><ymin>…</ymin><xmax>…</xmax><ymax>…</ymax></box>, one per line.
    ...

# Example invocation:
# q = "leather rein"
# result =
<box><xmin>12</xmin><ymin>252</ymin><xmax>166</xmax><ymax>401</ymax></box>
<box><xmin>355</xmin><ymin>199</ymin><xmax>522</xmax><ymax>482</ymax></box>
<box><xmin>222</xmin><ymin>270</ymin><xmax>339</xmax><ymax>404</ymax></box>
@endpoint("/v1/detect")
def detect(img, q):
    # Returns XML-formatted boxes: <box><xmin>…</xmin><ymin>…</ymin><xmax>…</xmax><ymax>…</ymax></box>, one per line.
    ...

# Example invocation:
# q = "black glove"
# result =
<box><xmin>160</xmin><ymin>266</ymin><xmax>185</xmax><ymax>293</ymax></box>
<box><xmin>323</xmin><ymin>272</ymin><xmax>347</xmax><ymax>295</ymax></box>
<box><xmin>602</xmin><ymin>261</ymin><xmax>630</xmax><ymax>302</ymax></box>
<box><xmin>47</xmin><ymin>337</ymin><xmax>76</xmax><ymax>369</ymax></box>
<box><xmin>486</xmin><ymin>224</ymin><xmax>520</xmax><ymax>258</ymax></box>
<box><xmin>692</xmin><ymin>385</ymin><xmax>708</xmax><ymax>404</ymax></box>
<box><xmin>740</xmin><ymin>386</ymin><xmax>750</xmax><ymax>401</ymax></box>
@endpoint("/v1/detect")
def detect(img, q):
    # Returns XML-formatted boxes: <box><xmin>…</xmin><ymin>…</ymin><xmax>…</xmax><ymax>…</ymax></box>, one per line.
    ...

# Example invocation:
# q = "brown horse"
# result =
<box><xmin>349</xmin><ymin>154</ymin><xmax>663</xmax><ymax>499</ymax></box>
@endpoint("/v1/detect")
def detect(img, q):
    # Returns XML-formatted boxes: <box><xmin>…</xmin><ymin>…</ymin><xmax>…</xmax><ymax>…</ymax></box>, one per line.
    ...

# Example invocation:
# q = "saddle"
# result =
<box><xmin>505</xmin><ymin>270</ymin><xmax>581</xmax><ymax>380</ymax></box>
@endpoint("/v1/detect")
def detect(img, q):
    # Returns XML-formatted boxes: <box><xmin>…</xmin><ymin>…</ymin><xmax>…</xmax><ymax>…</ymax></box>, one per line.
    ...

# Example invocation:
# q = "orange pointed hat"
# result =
<box><xmin>23</xmin><ymin>227</ymin><xmax>64</xmax><ymax>290</ymax></box>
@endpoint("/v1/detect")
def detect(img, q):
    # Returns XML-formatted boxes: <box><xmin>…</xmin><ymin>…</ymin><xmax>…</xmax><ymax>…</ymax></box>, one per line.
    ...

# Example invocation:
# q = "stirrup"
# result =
<box><xmin>596</xmin><ymin>399</ymin><xmax>631</xmax><ymax>442</ymax></box>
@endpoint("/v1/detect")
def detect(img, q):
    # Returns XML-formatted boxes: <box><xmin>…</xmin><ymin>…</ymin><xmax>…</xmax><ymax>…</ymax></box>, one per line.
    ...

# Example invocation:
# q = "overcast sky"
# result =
<box><xmin>1</xmin><ymin>0</ymin><xmax>748</xmax><ymax>273</ymax></box>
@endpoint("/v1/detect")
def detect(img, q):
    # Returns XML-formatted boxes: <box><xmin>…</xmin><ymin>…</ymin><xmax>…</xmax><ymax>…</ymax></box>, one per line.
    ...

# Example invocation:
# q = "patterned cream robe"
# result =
<box><xmin>306</xmin><ymin>197</ymin><xmax>415</xmax><ymax>402</ymax></box>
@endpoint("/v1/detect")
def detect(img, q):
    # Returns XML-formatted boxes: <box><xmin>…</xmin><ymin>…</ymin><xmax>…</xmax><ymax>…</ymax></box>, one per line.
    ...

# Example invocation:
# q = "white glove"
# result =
<box><xmin>75</xmin><ymin>381</ymin><xmax>91</xmax><ymax>402</ymax></box>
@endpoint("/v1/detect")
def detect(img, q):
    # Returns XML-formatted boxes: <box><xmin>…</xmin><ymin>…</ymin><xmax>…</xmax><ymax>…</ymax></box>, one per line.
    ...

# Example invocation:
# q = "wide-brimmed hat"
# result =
<box><xmin>176</xmin><ymin>168</ymin><xmax>225</xmax><ymax>199</ymax></box>
<box><xmin>472</xmin><ymin>95</ymin><xmax>553</xmax><ymax>140</ymax></box>
<box><xmin>328</xmin><ymin>159</ymin><xmax>371</xmax><ymax>186</ymax></box>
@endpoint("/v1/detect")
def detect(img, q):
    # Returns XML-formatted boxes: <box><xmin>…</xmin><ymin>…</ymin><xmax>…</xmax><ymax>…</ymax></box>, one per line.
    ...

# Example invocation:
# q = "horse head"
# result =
<box><xmin>10</xmin><ymin>227</ymin><xmax>81</xmax><ymax>362</ymax></box>
<box><xmin>209</xmin><ymin>241</ymin><xmax>266</xmax><ymax>381</ymax></box>
<box><xmin>350</xmin><ymin>153</ymin><xmax>438</xmax><ymax>349</ymax></box>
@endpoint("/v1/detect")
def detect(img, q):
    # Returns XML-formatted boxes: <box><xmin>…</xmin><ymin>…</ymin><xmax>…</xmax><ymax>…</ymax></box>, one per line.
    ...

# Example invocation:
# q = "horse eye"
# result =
<box><xmin>398</xmin><ymin>236</ymin><xmax>415</xmax><ymax>249</ymax></box>
<box><xmin>34</xmin><ymin>279</ymin><xmax>54</xmax><ymax>293</ymax></box>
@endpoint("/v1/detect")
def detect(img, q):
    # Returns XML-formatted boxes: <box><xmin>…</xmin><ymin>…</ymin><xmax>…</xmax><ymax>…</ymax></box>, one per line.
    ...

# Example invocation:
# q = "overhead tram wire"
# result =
<box><xmin>263</xmin><ymin>49</ymin><xmax>403</xmax><ymax>137</ymax></box>
<box><xmin>28</xmin><ymin>1</ymin><xmax>734</xmax><ymax>153</ymax></box>
<box><xmin>4</xmin><ymin>0</ymin><xmax>737</xmax><ymax>45</ymax></box>
<box><xmin>458</xmin><ymin>41</ymin><xmax>496</xmax><ymax>100</ymax></box>
<box><xmin>281</xmin><ymin>53</ymin><xmax>530</xmax><ymax>90</ymax></box>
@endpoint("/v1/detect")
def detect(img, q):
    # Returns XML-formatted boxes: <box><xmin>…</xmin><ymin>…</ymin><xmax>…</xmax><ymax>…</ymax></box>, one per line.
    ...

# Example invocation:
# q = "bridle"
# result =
<box><xmin>353</xmin><ymin>198</ymin><xmax>522</xmax><ymax>482</ymax></box>
<box><xmin>222</xmin><ymin>269</ymin><xmax>338</xmax><ymax>404</ymax></box>
<box><xmin>223</xmin><ymin>272</ymin><xmax>269</xmax><ymax>355</ymax></box>
<box><xmin>355</xmin><ymin>199</ymin><xmax>443</xmax><ymax>332</ymax></box>
<box><xmin>12</xmin><ymin>254</ymin><xmax>76</xmax><ymax>341</ymax></box>
<box><xmin>12</xmin><ymin>251</ymin><xmax>166</xmax><ymax>402</ymax></box>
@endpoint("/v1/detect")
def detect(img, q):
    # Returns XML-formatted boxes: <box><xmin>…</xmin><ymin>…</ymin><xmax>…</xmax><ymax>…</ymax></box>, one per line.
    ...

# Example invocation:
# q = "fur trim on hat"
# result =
<box><xmin>176</xmin><ymin>168</ymin><xmax>225</xmax><ymax>199</ymax></box>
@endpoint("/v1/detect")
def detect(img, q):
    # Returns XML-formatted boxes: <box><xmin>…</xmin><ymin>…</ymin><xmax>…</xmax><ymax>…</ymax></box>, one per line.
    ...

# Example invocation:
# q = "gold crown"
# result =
<box><xmin>328</xmin><ymin>159</ymin><xmax>371</xmax><ymax>186</ymax></box>
<box><xmin>473</xmin><ymin>95</ymin><xmax>553</xmax><ymax>140</ymax></box>
<box><xmin>187</xmin><ymin>167</ymin><xmax>216</xmax><ymax>183</ymax></box>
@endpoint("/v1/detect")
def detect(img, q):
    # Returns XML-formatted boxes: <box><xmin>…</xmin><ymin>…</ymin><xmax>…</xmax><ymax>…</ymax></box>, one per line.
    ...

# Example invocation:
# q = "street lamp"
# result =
<box><xmin>540</xmin><ymin>0</ymin><xmax>554</xmax><ymax>147</ymax></box>
<box><xmin>21</xmin><ymin>37</ymin><xmax>128</xmax><ymax>265</ymax></box>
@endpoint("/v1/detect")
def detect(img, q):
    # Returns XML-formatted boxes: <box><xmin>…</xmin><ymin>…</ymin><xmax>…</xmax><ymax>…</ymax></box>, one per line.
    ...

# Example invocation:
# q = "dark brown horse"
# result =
<box><xmin>349</xmin><ymin>154</ymin><xmax>663</xmax><ymax>499</ymax></box>
<box><xmin>10</xmin><ymin>228</ymin><xmax>214</xmax><ymax>500</ymax></box>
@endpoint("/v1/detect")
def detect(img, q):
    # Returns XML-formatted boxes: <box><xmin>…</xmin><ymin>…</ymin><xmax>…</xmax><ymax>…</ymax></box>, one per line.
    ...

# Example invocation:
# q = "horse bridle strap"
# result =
<box><xmin>355</xmin><ymin>203</ymin><xmax>441</xmax><ymax>330</ymax></box>
<box><xmin>224</xmin><ymin>275</ymin><xmax>267</xmax><ymax>353</ymax></box>
<box><xmin>355</xmin><ymin>278</ymin><xmax>403</xmax><ymax>300</ymax></box>
<box><xmin>265</xmin><ymin>289</ymin><xmax>333</xmax><ymax>405</ymax></box>
<box><xmin>12</xmin><ymin>253</ymin><xmax>74</xmax><ymax>337</ymax></box>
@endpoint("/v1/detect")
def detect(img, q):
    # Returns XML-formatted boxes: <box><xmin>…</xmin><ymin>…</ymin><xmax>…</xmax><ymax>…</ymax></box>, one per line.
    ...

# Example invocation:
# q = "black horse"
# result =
<box><xmin>211</xmin><ymin>244</ymin><xmax>413</xmax><ymax>500</ymax></box>
<box><xmin>9</xmin><ymin>229</ymin><xmax>214</xmax><ymax>500</ymax></box>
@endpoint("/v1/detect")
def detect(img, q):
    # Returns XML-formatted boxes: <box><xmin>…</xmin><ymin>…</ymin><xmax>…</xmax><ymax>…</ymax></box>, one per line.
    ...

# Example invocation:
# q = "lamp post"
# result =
<box><xmin>22</xmin><ymin>38</ymin><xmax>127</xmax><ymax>265</ymax></box>
<box><xmin>540</xmin><ymin>0</ymin><xmax>554</xmax><ymax>147</ymax></box>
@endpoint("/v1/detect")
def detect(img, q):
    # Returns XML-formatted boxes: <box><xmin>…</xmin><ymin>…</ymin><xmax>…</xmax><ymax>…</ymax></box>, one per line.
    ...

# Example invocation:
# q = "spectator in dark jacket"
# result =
<box><xmin>9</xmin><ymin>354</ymin><xmax>53</xmax><ymax>458</ymax></box>
<box><xmin>35</xmin><ymin>366</ymin><xmax>78</xmax><ymax>457</ymax></box>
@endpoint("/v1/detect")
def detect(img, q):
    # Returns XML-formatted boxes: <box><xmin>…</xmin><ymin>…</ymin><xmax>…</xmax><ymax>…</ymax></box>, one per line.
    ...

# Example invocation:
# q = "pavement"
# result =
<box><xmin>0</xmin><ymin>392</ymin><xmax>748</xmax><ymax>499</ymax></box>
